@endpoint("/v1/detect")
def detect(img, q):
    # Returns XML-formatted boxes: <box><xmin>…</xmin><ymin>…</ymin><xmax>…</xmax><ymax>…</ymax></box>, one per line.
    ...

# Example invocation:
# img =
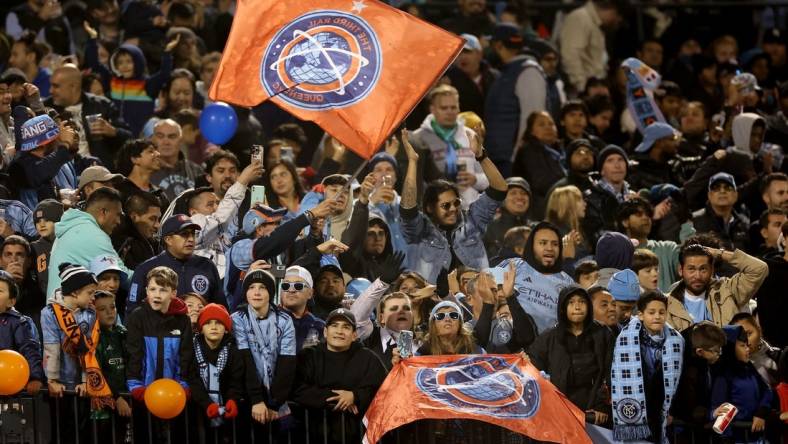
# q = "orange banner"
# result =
<box><xmin>362</xmin><ymin>354</ymin><xmax>591</xmax><ymax>444</ymax></box>
<box><xmin>209</xmin><ymin>0</ymin><xmax>464</xmax><ymax>159</ymax></box>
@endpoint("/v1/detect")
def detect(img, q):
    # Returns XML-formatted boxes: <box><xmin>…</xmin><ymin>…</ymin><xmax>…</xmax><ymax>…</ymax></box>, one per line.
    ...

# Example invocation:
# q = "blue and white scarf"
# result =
<box><xmin>611</xmin><ymin>317</ymin><xmax>683</xmax><ymax>443</ymax></box>
<box><xmin>247</xmin><ymin>304</ymin><xmax>281</xmax><ymax>388</ymax></box>
<box><xmin>621</xmin><ymin>58</ymin><xmax>666</xmax><ymax>135</ymax></box>
<box><xmin>194</xmin><ymin>336</ymin><xmax>229</xmax><ymax>427</ymax></box>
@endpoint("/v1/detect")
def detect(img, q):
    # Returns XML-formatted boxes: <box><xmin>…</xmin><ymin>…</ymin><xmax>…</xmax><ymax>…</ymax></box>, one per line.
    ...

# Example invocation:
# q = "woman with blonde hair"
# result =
<box><xmin>546</xmin><ymin>185</ymin><xmax>592</xmax><ymax>270</ymax></box>
<box><xmin>416</xmin><ymin>301</ymin><xmax>483</xmax><ymax>356</ymax></box>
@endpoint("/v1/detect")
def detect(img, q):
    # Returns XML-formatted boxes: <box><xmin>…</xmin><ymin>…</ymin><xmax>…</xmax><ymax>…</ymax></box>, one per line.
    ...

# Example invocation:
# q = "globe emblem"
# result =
<box><xmin>415</xmin><ymin>356</ymin><xmax>541</xmax><ymax>418</ymax></box>
<box><xmin>261</xmin><ymin>11</ymin><xmax>382</xmax><ymax>110</ymax></box>
<box><xmin>283</xmin><ymin>31</ymin><xmax>365</xmax><ymax>90</ymax></box>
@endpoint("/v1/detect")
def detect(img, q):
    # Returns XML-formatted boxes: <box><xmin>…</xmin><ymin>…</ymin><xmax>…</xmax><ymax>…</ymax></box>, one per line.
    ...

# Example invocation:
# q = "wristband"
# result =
<box><xmin>475</xmin><ymin>148</ymin><xmax>488</xmax><ymax>162</ymax></box>
<box><xmin>304</xmin><ymin>210</ymin><xmax>315</xmax><ymax>224</ymax></box>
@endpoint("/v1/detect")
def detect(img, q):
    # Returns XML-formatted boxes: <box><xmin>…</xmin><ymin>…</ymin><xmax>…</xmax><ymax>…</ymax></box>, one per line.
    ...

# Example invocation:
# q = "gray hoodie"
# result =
<box><xmin>731</xmin><ymin>113</ymin><xmax>765</xmax><ymax>158</ymax></box>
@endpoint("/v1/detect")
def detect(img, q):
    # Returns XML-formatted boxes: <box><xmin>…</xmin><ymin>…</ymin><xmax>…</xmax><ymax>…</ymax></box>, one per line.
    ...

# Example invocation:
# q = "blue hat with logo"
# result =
<box><xmin>20</xmin><ymin>114</ymin><xmax>60</xmax><ymax>151</ymax></box>
<box><xmin>634</xmin><ymin>122</ymin><xmax>680</xmax><ymax>153</ymax></box>
<box><xmin>607</xmin><ymin>269</ymin><xmax>641</xmax><ymax>302</ymax></box>
<box><xmin>242</xmin><ymin>204</ymin><xmax>287</xmax><ymax>235</ymax></box>
<box><xmin>708</xmin><ymin>172</ymin><xmax>736</xmax><ymax>192</ymax></box>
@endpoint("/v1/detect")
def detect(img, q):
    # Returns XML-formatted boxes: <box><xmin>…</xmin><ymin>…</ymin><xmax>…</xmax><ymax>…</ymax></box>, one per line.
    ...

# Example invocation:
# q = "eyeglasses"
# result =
<box><xmin>433</xmin><ymin>311</ymin><xmax>460</xmax><ymax>321</ymax></box>
<box><xmin>281</xmin><ymin>282</ymin><xmax>309</xmax><ymax>292</ymax></box>
<box><xmin>438</xmin><ymin>199</ymin><xmax>462</xmax><ymax>211</ymax></box>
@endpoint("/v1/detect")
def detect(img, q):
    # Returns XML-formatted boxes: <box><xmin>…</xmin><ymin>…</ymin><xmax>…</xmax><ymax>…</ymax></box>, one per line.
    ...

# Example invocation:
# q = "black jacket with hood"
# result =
<box><xmin>340</xmin><ymin>200</ymin><xmax>394</xmax><ymax>281</ymax></box>
<box><xmin>528</xmin><ymin>285</ymin><xmax>614</xmax><ymax>415</ymax></box>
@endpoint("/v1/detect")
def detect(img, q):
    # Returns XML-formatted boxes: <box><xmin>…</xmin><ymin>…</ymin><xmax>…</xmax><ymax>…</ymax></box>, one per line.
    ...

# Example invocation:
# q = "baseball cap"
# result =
<box><xmin>634</xmin><ymin>122</ymin><xmax>680</xmax><ymax>153</ymax></box>
<box><xmin>78</xmin><ymin>166</ymin><xmax>124</xmax><ymax>190</ymax></box>
<box><xmin>285</xmin><ymin>265</ymin><xmax>313</xmax><ymax>288</ymax></box>
<box><xmin>89</xmin><ymin>255</ymin><xmax>123</xmax><ymax>277</ymax></box>
<box><xmin>490</xmin><ymin>24</ymin><xmax>523</xmax><ymax>48</ymax></box>
<box><xmin>506</xmin><ymin>177</ymin><xmax>531</xmax><ymax>195</ymax></box>
<box><xmin>161</xmin><ymin>214</ymin><xmax>201</xmax><ymax>237</ymax></box>
<box><xmin>34</xmin><ymin>199</ymin><xmax>64</xmax><ymax>223</ymax></box>
<box><xmin>242</xmin><ymin>205</ymin><xmax>287</xmax><ymax>235</ymax></box>
<box><xmin>461</xmin><ymin>33</ymin><xmax>482</xmax><ymax>52</ymax></box>
<box><xmin>319</xmin><ymin>255</ymin><xmax>344</xmax><ymax>280</ymax></box>
<box><xmin>326</xmin><ymin>308</ymin><xmax>356</xmax><ymax>329</ymax></box>
<box><xmin>0</xmin><ymin>68</ymin><xmax>27</xmax><ymax>85</ymax></box>
<box><xmin>708</xmin><ymin>172</ymin><xmax>736</xmax><ymax>191</ymax></box>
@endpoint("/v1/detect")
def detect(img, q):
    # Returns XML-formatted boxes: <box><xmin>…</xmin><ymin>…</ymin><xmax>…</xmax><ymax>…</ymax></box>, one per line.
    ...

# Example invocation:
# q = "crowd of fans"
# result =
<box><xmin>1</xmin><ymin>0</ymin><xmax>788</xmax><ymax>443</ymax></box>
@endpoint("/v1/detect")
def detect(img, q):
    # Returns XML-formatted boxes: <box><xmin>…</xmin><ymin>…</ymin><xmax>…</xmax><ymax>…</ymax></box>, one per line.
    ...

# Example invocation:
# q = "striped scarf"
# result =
<box><xmin>611</xmin><ymin>317</ymin><xmax>683</xmax><ymax>443</ymax></box>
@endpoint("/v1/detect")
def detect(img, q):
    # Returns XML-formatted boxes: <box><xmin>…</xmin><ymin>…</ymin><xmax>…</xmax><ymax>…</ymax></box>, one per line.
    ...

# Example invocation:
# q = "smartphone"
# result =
<box><xmin>456</xmin><ymin>162</ymin><xmax>468</xmax><ymax>173</ymax></box>
<box><xmin>251</xmin><ymin>144</ymin><xmax>264</xmax><ymax>165</ymax></box>
<box><xmin>397</xmin><ymin>330</ymin><xmax>414</xmax><ymax>359</ymax></box>
<box><xmin>382</xmin><ymin>175</ymin><xmax>392</xmax><ymax>187</ymax></box>
<box><xmin>269</xmin><ymin>264</ymin><xmax>287</xmax><ymax>279</ymax></box>
<box><xmin>250</xmin><ymin>185</ymin><xmax>266</xmax><ymax>205</ymax></box>
<box><xmin>280</xmin><ymin>146</ymin><xmax>295</xmax><ymax>163</ymax></box>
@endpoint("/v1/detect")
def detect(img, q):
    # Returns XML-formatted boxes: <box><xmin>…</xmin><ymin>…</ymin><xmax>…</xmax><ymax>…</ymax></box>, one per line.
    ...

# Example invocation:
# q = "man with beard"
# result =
<box><xmin>617</xmin><ymin>198</ymin><xmax>681</xmax><ymax>292</ymax></box>
<box><xmin>548</xmin><ymin>139</ymin><xmax>596</xmax><ymax>193</ymax></box>
<box><xmin>667</xmin><ymin>243</ymin><xmax>767</xmax><ymax>332</ymax></box>
<box><xmin>204</xmin><ymin>150</ymin><xmax>241</xmax><ymax>199</ymax></box>
<box><xmin>340</xmin><ymin>173</ymin><xmax>405</xmax><ymax>281</ymax></box>
<box><xmin>114</xmin><ymin>192</ymin><xmax>161</xmax><ymax>271</ymax></box>
<box><xmin>400</xmin><ymin>126</ymin><xmax>507</xmax><ymax>284</ymax></box>
<box><xmin>313</xmin><ymin>261</ymin><xmax>347</xmax><ymax>321</ymax></box>
<box><xmin>125</xmin><ymin>214</ymin><xmax>223</xmax><ymax>317</ymax></box>
<box><xmin>497</xmin><ymin>221</ymin><xmax>575</xmax><ymax>334</ymax></box>
<box><xmin>748</xmin><ymin>173</ymin><xmax>788</xmax><ymax>254</ymax></box>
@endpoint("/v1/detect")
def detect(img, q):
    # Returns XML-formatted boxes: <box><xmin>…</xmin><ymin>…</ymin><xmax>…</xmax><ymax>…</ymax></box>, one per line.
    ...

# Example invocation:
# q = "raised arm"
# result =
<box><xmin>468</xmin><ymin>129</ymin><xmax>507</xmax><ymax>193</ymax></box>
<box><xmin>400</xmin><ymin>129</ymin><xmax>420</xmax><ymax>210</ymax></box>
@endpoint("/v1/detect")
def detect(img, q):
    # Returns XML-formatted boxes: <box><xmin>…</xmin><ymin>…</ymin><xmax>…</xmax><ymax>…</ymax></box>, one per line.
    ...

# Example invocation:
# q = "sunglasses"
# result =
<box><xmin>281</xmin><ymin>282</ymin><xmax>309</xmax><ymax>292</ymax></box>
<box><xmin>438</xmin><ymin>198</ymin><xmax>462</xmax><ymax>211</ymax></box>
<box><xmin>433</xmin><ymin>311</ymin><xmax>460</xmax><ymax>321</ymax></box>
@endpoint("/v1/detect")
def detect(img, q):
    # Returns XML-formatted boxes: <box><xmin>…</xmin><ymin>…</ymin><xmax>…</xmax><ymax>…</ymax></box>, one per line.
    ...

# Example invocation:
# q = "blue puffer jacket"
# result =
<box><xmin>125</xmin><ymin>297</ymin><xmax>192</xmax><ymax>391</ymax></box>
<box><xmin>0</xmin><ymin>309</ymin><xmax>44</xmax><ymax>382</ymax></box>
<box><xmin>400</xmin><ymin>189</ymin><xmax>505</xmax><ymax>283</ymax></box>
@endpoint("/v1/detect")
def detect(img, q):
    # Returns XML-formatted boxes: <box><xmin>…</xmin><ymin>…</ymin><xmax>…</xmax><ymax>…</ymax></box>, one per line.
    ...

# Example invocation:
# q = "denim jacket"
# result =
<box><xmin>401</xmin><ymin>190</ymin><xmax>504</xmax><ymax>283</ymax></box>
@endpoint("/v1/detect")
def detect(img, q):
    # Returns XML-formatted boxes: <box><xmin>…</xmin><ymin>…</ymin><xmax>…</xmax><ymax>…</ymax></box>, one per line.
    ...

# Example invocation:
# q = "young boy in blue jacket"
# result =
<box><xmin>711</xmin><ymin>325</ymin><xmax>774</xmax><ymax>443</ymax></box>
<box><xmin>126</xmin><ymin>266</ymin><xmax>192</xmax><ymax>444</ymax></box>
<box><xmin>0</xmin><ymin>270</ymin><xmax>44</xmax><ymax>395</ymax></box>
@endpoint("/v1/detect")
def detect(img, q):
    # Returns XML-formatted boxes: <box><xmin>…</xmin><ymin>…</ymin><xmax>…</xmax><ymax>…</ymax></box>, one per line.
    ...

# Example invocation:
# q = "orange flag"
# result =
<box><xmin>209</xmin><ymin>0</ymin><xmax>464</xmax><ymax>159</ymax></box>
<box><xmin>362</xmin><ymin>354</ymin><xmax>592</xmax><ymax>444</ymax></box>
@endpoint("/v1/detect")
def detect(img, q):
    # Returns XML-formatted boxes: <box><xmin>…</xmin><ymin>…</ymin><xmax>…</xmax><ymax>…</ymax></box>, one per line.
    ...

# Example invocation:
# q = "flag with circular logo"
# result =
<box><xmin>209</xmin><ymin>0</ymin><xmax>464</xmax><ymax>159</ymax></box>
<box><xmin>361</xmin><ymin>354</ymin><xmax>591</xmax><ymax>444</ymax></box>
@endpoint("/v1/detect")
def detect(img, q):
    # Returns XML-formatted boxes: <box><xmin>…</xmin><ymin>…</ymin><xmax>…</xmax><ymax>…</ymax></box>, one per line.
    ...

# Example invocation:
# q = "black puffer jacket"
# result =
<box><xmin>528</xmin><ymin>285</ymin><xmax>614</xmax><ymax>414</ymax></box>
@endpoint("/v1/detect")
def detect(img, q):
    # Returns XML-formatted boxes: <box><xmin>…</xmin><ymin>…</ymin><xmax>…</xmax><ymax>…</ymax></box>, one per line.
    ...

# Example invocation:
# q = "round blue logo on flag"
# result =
<box><xmin>261</xmin><ymin>10</ymin><xmax>382</xmax><ymax>110</ymax></box>
<box><xmin>415</xmin><ymin>356</ymin><xmax>540</xmax><ymax>418</ymax></box>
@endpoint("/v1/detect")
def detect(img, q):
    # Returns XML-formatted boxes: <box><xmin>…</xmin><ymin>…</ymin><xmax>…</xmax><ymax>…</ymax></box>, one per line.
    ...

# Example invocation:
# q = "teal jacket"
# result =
<box><xmin>46</xmin><ymin>209</ymin><xmax>131</xmax><ymax>298</ymax></box>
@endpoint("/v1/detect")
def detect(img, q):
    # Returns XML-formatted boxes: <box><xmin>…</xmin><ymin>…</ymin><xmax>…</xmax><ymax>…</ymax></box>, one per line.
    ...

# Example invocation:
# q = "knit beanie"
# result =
<box><xmin>596</xmin><ymin>232</ymin><xmax>635</xmax><ymax>269</ymax></box>
<box><xmin>368</xmin><ymin>152</ymin><xmax>398</xmax><ymax>173</ymax></box>
<box><xmin>596</xmin><ymin>144</ymin><xmax>629</xmax><ymax>171</ymax></box>
<box><xmin>197</xmin><ymin>303</ymin><xmax>232</xmax><ymax>332</ymax></box>
<box><xmin>242</xmin><ymin>269</ymin><xmax>276</xmax><ymax>298</ymax></box>
<box><xmin>20</xmin><ymin>114</ymin><xmax>60</xmax><ymax>152</ymax></box>
<box><xmin>565</xmin><ymin>139</ymin><xmax>596</xmax><ymax>166</ymax></box>
<box><xmin>59</xmin><ymin>262</ymin><xmax>97</xmax><ymax>296</ymax></box>
<box><xmin>607</xmin><ymin>269</ymin><xmax>640</xmax><ymax>302</ymax></box>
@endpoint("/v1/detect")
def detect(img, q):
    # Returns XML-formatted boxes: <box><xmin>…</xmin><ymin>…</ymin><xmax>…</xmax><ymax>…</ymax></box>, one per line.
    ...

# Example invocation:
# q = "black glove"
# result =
<box><xmin>379</xmin><ymin>251</ymin><xmax>405</xmax><ymax>284</ymax></box>
<box><xmin>435</xmin><ymin>268</ymin><xmax>449</xmax><ymax>299</ymax></box>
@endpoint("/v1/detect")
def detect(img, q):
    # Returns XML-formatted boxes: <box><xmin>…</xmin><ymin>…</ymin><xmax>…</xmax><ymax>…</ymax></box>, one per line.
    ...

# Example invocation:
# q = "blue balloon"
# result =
<box><xmin>199</xmin><ymin>102</ymin><xmax>238</xmax><ymax>145</ymax></box>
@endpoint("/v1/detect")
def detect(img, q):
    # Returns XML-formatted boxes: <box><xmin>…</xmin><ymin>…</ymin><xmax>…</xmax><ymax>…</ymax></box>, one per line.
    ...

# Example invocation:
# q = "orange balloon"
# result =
<box><xmin>144</xmin><ymin>378</ymin><xmax>186</xmax><ymax>419</ymax></box>
<box><xmin>0</xmin><ymin>349</ymin><xmax>30</xmax><ymax>395</ymax></box>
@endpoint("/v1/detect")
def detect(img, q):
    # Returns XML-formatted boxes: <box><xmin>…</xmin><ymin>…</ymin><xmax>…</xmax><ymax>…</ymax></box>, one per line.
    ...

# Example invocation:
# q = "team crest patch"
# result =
<box><xmin>191</xmin><ymin>275</ymin><xmax>209</xmax><ymax>295</ymax></box>
<box><xmin>260</xmin><ymin>10</ymin><xmax>382</xmax><ymax>110</ymax></box>
<box><xmin>616</xmin><ymin>398</ymin><xmax>642</xmax><ymax>424</ymax></box>
<box><xmin>415</xmin><ymin>356</ymin><xmax>540</xmax><ymax>418</ymax></box>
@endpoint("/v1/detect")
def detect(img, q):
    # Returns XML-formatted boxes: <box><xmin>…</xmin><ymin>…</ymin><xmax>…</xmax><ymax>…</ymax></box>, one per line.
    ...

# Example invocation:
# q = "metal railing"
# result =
<box><xmin>1</xmin><ymin>390</ymin><xmax>786</xmax><ymax>443</ymax></box>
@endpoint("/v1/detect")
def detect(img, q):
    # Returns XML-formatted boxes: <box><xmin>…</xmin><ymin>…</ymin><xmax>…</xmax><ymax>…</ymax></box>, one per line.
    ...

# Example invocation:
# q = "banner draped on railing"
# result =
<box><xmin>362</xmin><ymin>354</ymin><xmax>592</xmax><ymax>444</ymax></box>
